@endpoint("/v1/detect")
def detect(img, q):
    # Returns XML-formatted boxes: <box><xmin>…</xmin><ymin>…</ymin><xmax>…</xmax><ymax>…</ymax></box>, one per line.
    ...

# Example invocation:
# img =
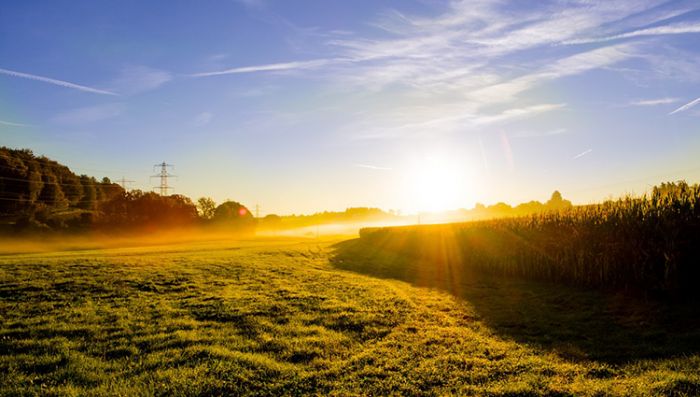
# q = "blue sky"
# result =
<box><xmin>1</xmin><ymin>0</ymin><xmax>700</xmax><ymax>214</ymax></box>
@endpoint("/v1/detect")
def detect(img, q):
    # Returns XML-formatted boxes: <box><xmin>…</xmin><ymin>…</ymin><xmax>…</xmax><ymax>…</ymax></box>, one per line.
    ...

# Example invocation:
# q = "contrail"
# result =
<box><xmin>354</xmin><ymin>163</ymin><xmax>392</xmax><ymax>171</ymax></box>
<box><xmin>0</xmin><ymin>119</ymin><xmax>29</xmax><ymax>127</ymax></box>
<box><xmin>0</xmin><ymin>67</ymin><xmax>118</xmax><ymax>96</ymax></box>
<box><xmin>669</xmin><ymin>97</ymin><xmax>700</xmax><ymax>115</ymax></box>
<box><xmin>564</xmin><ymin>22</ymin><xmax>700</xmax><ymax>45</ymax></box>
<box><xmin>573</xmin><ymin>149</ymin><xmax>592</xmax><ymax>159</ymax></box>
<box><xmin>190</xmin><ymin>59</ymin><xmax>334</xmax><ymax>77</ymax></box>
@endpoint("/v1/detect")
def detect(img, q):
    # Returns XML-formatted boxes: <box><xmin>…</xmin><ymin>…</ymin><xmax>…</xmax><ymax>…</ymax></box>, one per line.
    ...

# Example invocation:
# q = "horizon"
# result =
<box><xmin>2</xmin><ymin>1</ymin><xmax>700</xmax><ymax>215</ymax></box>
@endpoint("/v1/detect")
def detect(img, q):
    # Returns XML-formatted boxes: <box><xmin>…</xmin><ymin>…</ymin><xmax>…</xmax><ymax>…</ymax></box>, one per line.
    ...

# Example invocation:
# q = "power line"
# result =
<box><xmin>0</xmin><ymin>196</ymin><xmax>109</xmax><ymax>203</ymax></box>
<box><xmin>0</xmin><ymin>152</ymin><xmax>131</xmax><ymax>174</ymax></box>
<box><xmin>0</xmin><ymin>175</ymin><xmax>117</xmax><ymax>187</ymax></box>
<box><xmin>151</xmin><ymin>162</ymin><xmax>175</xmax><ymax>196</ymax></box>
<box><xmin>115</xmin><ymin>177</ymin><xmax>135</xmax><ymax>191</ymax></box>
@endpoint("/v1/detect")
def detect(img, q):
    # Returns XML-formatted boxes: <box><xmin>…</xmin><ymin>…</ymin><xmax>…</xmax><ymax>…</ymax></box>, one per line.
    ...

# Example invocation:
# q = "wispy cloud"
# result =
<box><xmin>193</xmin><ymin>0</ymin><xmax>665</xmax><ymax>92</ymax></box>
<box><xmin>573</xmin><ymin>149</ymin><xmax>593</xmax><ymax>159</ymax></box>
<box><xmin>0</xmin><ymin>67</ymin><xmax>118</xmax><ymax>96</ymax></box>
<box><xmin>564</xmin><ymin>22</ymin><xmax>700</xmax><ymax>45</ymax></box>
<box><xmin>51</xmin><ymin>103</ymin><xmax>124</xmax><ymax>124</ymax></box>
<box><xmin>326</xmin><ymin>3</ymin><xmax>650</xmax><ymax>139</ymax></box>
<box><xmin>468</xmin><ymin>44</ymin><xmax>634</xmax><ymax>105</ymax></box>
<box><xmin>629</xmin><ymin>98</ymin><xmax>680</xmax><ymax>106</ymax></box>
<box><xmin>197</xmin><ymin>1</ymin><xmax>695</xmax><ymax>141</ymax></box>
<box><xmin>195</xmin><ymin>1</ymin><xmax>653</xmax><ymax>85</ymax></box>
<box><xmin>638</xmin><ymin>46</ymin><xmax>700</xmax><ymax>83</ymax></box>
<box><xmin>344</xmin><ymin>102</ymin><xmax>566</xmax><ymax>142</ymax></box>
<box><xmin>473</xmin><ymin>104</ymin><xmax>567</xmax><ymax>125</ymax></box>
<box><xmin>0</xmin><ymin>119</ymin><xmax>29</xmax><ymax>127</ymax></box>
<box><xmin>669</xmin><ymin>97</ymin><xmax>700</xmax><ymax>115</ymax></box>
<box><xmin>354</xmin><ymin>163</ymin><xmax>392</xmax><ymax>171</ymax></box>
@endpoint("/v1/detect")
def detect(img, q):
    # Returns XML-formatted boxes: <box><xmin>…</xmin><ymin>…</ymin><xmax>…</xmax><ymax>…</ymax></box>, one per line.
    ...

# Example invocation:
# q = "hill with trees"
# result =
<box><xmin>0</xmin><ymin>147</ymin><xmax>249</xmax><ymax>234</ymax></box>
<box><xmin>0</xmin><ymin>147</ymin><xmax>125</xmax><ymax>231</ymax></box>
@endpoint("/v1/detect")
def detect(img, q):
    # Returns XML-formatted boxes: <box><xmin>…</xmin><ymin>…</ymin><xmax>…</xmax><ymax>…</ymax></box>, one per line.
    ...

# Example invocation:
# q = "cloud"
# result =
<box><xmin>354</xmin><ymin>163</ymin><xmax>392</xmax><ymax>171</ymax></box>
<box><xmin>192</xmin><ymin>0</ymin><xmax>658</xmax><ymax>94</ymax></box>
<box><xmin>110</xmin><ymin>65</ymin><xmax>172</xmax><ymax>95</ymax></box>
<box><xmin>628</xmin><ymin>98</ymin><xmax>679</xmax><ymax>106</ymax></box>
<box><xmin>194</xmin><ymin>1</ymin><xmax>691</xmax><ymax>141</ymax></box>
<box><xmin>325</xmin><ymin>1</ymin><xmax>656</xmax><ymax>85</ymax></box>
<box><xmin>51</xmin><ymin>103</ymin><xmax>124</xmax><ymax>124</ymax></box>
<box><xmin>641</xmin><ymin>48</ymin><xmax>700</xmax><ymax>83</ymax></box>
<box><xmin>669</xmin><ymin>97</ymin><xmax>700</xmax><ymax>115</ymax></box>
<box><xmin>564</xmin><ymin>22</ymin><xmax>700</xmax><ymax>45</ymax></box>
<box><xmin>194</xmin><ymin>1</ymin><xmax>652</xmax><ymax>86</ymax></box>
<box><xmin>466</xmin><ymin>44</ymin><xmax>634</xmax><ymax>105</ymax></box>
<box><xmin>0</xmin><ymin>119</ymin><xmax>29</xmax><ymax>127</ymax></box>
<box><xmin>335</xmin><ymin>37</ymin><xmax>630</xmax><ymax>140</ymax></box>
<box><xmin>472</xmin><ymin>104</ymin><xmax>567</xmax><ymax>125</ymax></box>
<box><xmin>0</xmin><ymin>67</ymin><xmax>118</xmax><ymax>96</ymax></box>
<box><xmin>346</xmin><ymin>102</ymin><xmax>566</xmax><ymax>141</ymax></box>
<box><xmin>573</xmin><ymin>149</ymin><xmax>593</xmax><ymax>159</ymax></box>
<box><xmin>318</xmin><ymin>3</ymin><xmax>643</xmax><ymax>121</ymax></box>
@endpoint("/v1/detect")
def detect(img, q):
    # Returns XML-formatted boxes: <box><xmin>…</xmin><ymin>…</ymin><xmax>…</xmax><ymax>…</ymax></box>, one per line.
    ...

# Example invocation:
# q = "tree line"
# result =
<box><xmin>0</xmin><ymin>147</ymin><xmax>253</xmax><ymax>233</ymax></box>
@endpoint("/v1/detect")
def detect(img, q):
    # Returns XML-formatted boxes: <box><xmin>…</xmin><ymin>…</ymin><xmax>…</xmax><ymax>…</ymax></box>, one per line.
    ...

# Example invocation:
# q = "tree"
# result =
<box><xmin>197</xmin><ymin>197</ymin><xmax>216</xmax><ymax>220</ymax></box>
<box><xmin>546</xmin><ymin>190</ymin><xmax>572</xmax><ymax>211</ymax></box>
<box><xmin>212</xmin><ymin>201</ymin><xmax>256</xmax><ymax>232</ymax></box>
<box><xmin>488</xmin><ymin>202</ymin><xmax>513</xmax><ymax>217</ymax></box>
<box><xmin>260</xmin><ymin>214</ymin><xmax>282</xmax><ymax>228</ymax></box>
<box><xmin>61</xmin><ymin>174</ymin><xmax>83</xmax><ymax>206</ymax></box>
<box><xmin>79</xmin><ymin>175</ymin><xmax>97</xmax><ymax>210</ymax></box>
<box><xmin>98</xmin><ymin>191</ymin><xmax>198</xmax><ymax>230</ymax></box>
<box><xmin>515</xmin><ymin>200</ymin><xmax>544</xmax><ymax>215</ymax></box>
<box><xmin>38</xmin><ymin>172</ymin><xmax>68</xmax><ymax>209</ymax></box>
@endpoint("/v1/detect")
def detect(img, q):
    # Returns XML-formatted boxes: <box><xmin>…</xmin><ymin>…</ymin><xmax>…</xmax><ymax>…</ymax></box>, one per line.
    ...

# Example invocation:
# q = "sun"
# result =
<box><xmin>402</xmin><ymin>155</ymin><xmax>474</xmax><ymax>213</ymax></box>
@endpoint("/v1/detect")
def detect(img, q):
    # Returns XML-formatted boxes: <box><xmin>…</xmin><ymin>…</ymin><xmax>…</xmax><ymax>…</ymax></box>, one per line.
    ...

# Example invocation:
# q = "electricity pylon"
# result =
<box><xmin>151</xmin><ymin>162</ymin><xmax>175</xmax><ymax>196</ymax></box>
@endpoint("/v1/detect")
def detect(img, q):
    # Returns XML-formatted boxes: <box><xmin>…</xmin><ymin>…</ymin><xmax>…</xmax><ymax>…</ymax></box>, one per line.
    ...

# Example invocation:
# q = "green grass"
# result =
<box><xmin>1</xmin><ymin>237</ymin><xmax>699</xmax><ymax>396</ymax></box>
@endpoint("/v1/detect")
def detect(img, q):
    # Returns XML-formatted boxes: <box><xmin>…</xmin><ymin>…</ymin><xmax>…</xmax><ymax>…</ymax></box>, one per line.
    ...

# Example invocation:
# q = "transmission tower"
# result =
<box><xmin>255</xmin><ymin>204</ymin><xmax>260</xmax><ymax>218</ymax></box>
<box><xmin>115</xmin><ymin>177</ymin><xmax>135</xmax><ymax>191</ymax></box>
<box><xmin>151</xmin><ymin>162</ymin><xmax>175</xmax><ymax>196</ymax></box>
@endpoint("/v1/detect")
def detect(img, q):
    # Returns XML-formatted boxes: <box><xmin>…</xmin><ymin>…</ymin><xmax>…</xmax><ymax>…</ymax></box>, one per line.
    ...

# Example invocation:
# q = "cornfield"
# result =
<box><xmin>358</xmin><ymin>181</ymin><xmax>700</xmax><ymax>297</ymax></box>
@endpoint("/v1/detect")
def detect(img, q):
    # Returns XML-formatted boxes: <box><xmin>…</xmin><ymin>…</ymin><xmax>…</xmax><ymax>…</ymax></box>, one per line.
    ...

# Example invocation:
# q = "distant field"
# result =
<box><xmin>2</xmin><ymin>237</ymin><xmax>700</xmax><ymax>396</ymax></box>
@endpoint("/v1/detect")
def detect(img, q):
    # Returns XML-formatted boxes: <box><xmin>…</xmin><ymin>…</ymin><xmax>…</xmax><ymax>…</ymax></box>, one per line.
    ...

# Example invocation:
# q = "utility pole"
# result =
<box><xmin>115</xmin><ymin>177</ymin><xmax>134</xmax><ymax>191</ymax></box>
<box><xmin>151</xmin><ymin>162</ymin><xmax>175</xmax><ymax>196</ymax></box>
<box><xmin>255</xmin><ymin>204</ymin><xmax>260</xmax><ymax>219</ymax></box>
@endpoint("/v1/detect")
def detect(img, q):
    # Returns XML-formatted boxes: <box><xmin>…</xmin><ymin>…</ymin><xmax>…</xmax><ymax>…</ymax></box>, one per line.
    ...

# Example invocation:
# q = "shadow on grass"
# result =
<box><xmin>331</xmin><ymin>238</ymin><xmax>700</xmax><ymax>364</ymax></box>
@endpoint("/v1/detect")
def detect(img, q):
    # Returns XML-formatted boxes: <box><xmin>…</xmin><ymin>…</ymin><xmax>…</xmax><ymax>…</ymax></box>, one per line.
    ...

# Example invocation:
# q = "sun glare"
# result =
<box><xmin>403</xmin><ymin>155</ymin><xmax>474</xmax><ymax>213</ymax></box>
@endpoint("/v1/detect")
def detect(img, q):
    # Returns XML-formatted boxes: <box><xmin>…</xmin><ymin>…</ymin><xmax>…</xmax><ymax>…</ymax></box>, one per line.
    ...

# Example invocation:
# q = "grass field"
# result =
<box><xmin>2</xmin><ymin>236</ymin><xmax>700</xmax><ymax>396</ymax></box>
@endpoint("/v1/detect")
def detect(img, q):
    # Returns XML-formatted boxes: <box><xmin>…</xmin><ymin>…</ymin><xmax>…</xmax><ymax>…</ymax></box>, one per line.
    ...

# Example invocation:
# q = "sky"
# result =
<box><xmin>1</xmin><ymin>0</ymin><xmax>700</xmax><ymax>215</ymax></box>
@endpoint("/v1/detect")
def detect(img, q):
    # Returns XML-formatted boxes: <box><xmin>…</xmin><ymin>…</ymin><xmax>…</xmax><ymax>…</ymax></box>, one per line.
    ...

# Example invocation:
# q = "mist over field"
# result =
<box><xmin>3</xmin><ymin>0</ymin><xmax>700</xmax><ymax>395</ymax></box>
